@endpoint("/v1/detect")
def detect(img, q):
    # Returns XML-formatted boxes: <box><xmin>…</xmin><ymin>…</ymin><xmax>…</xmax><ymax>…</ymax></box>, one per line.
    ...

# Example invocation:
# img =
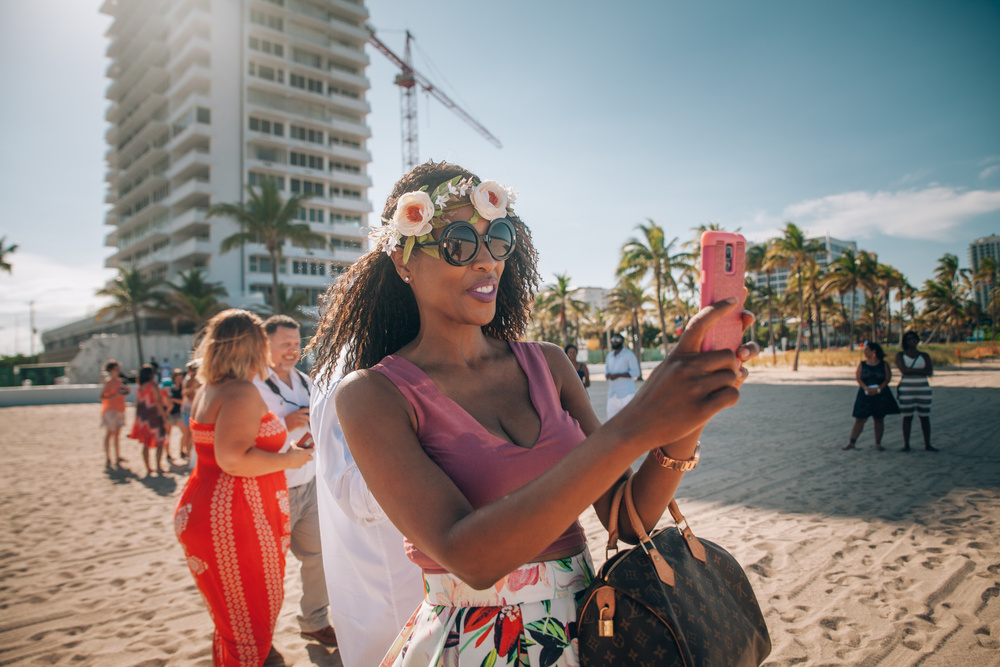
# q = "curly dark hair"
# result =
<box><xmin>308</xmin><ymin>161</ymin><xmax>541</xmax><ymax>382</ymax></box>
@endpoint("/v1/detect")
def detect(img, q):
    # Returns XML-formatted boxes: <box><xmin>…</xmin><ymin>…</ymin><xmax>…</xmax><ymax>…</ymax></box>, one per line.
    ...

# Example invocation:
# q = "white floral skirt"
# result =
<box><xmin>381</xmin><ymin>551</ymin><xmax>594</xmax><ymax>667</ymax></box>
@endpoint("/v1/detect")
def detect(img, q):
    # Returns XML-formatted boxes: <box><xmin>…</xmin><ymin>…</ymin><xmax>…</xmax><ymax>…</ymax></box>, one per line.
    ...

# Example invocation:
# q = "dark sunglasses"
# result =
<box><xmin>414</xmin><ymin>218</ymin><xmax>516</xmax><ymax>266</ymax></box>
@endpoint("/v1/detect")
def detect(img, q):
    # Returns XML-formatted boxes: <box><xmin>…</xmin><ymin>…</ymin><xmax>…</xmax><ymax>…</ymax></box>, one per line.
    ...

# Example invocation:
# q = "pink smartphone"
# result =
<box><xmin>699</xmin><ymin>231</ymin><xmax>747</xmax><ymax>352</ymax></box>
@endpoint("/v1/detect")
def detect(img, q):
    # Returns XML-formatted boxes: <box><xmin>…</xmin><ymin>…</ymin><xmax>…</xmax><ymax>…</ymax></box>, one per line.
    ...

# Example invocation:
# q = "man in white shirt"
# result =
<box><xmin>605</xmin><ymin>333</ymin><xmax>641</xmax><ymax>420</ymax></box>
<box><xmin>311</xmin><ymin>360</ymin><xmax>424</xmax><ymax>667</ymax></box>
<box><xmin>254</xmin><ymin>315</ymin><xmax>337</xmax><ymax>647</ymax></box>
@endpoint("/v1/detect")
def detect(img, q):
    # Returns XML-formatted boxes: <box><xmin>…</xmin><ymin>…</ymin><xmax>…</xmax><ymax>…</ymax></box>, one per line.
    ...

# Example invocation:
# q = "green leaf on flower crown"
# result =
<box><xmin>480</xmin><ymin>649</ymin><xmax>497</xmax><ymax>667</ymax></box>
<box><xmin>402</xmin><ymin>235</ymin><xmax>416</xmax><ymax>264</ymax></box>
<box><xmin>420</xmin><ymin>246</ymin><xmax>440</xmax><ymax>260</ymax></box>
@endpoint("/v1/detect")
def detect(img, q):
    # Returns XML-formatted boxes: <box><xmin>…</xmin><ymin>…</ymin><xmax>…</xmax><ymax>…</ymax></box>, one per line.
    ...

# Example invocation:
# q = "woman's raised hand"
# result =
<box><xmin>618</xmin><ymin>299</ymin><xmax>759</xmax><ymax>448</ymax></box>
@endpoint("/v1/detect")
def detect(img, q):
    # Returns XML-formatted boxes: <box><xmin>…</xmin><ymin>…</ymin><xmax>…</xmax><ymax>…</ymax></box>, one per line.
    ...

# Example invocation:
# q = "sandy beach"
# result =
<box><xmin>1</xmin><ymin>362</ymin><xmax>998</xmax><ymax>666</ymax></box>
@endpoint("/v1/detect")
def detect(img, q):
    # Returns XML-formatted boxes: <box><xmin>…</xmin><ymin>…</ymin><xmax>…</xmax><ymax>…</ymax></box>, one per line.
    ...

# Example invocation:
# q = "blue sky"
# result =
<box><xmin>1</xmin><ymin>0</ymin><xmax>998</xmax><ymax>355</ymax></box>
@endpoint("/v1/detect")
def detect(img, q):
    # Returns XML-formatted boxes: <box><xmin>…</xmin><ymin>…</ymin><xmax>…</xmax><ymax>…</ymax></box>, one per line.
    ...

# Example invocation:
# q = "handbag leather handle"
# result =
<box><xmin>604</xmin><ymin>476</ymin><xmax>628</xmax><ymax>556</ymax></box>
<box><xmin>622</xmin><ymin>476</ymin><xmax>675</xmax><ymax>586</ymax></box>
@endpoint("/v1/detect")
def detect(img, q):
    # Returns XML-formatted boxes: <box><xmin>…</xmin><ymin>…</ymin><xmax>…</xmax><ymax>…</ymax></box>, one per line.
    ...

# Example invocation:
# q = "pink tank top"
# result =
<box><xmin>372</xmin><ymin>341</ymin><xmax>588</xmax><ymax>574</ymax></box>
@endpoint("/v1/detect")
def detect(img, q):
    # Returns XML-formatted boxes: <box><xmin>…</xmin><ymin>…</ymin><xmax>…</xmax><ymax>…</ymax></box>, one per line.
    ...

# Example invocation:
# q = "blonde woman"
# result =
<box><xmin>174</xmin><ymin>309</ymin><xmax>312</xmax><ymax>665</ymax></box>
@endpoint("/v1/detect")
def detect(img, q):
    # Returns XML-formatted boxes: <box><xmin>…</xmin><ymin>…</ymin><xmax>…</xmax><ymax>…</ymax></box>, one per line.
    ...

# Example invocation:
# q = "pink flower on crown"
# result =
<box><xmin>392</xmin><ymin>191</ymin><xmax>435</xmax><ymax>236</ymax></box>
<box><xmin>471</xmin><ymin>181</ymin><xmax>508</xmax><ymax>221</ymax></box>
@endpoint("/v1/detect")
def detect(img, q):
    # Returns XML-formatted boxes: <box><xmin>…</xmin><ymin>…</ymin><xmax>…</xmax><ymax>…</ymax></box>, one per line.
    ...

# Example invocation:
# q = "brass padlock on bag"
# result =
<box><xmin>596</xmin><ymin>587</ymin><xmax>616</xmax><ymax>637</ymax></box>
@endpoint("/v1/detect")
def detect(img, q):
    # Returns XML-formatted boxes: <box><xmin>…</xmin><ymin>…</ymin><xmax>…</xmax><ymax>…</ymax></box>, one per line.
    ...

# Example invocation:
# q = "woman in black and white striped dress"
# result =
<box><xmin>895</xmin><ymin>331</ymin><xmax>936</xmax><ymax>452</ymax></box>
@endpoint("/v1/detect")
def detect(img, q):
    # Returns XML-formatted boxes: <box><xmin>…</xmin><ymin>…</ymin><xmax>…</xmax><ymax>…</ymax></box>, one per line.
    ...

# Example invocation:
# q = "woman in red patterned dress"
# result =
<box><xmin>129</xmin><ymin>364</ymin><xmax>169</xmax><ymax>476</ymax></box>
<box><xmin>174</xmin><ymin>309</ymin><xmax>313</xmax><ymax>665</ymax></box>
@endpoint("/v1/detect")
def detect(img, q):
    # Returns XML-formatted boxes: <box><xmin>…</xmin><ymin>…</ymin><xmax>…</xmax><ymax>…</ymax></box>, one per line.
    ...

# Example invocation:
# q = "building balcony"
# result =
<box><xmin>171</xmin><ymin>177</ymin><xmax>213</xmax><ymax>209</ymax></box>
<box><xmin>327</xmin><ymin>195</ymin><xmax>371</xmax><ymax>214</ymax></box>
<box><xmin>110</xmin><ymin>96</ymin><xmax>168</xmax><ymax>147</ymax></box>
<box><xmin>169</xmin><ymin>206</ymin><xmax>211</xmax><ymax>237</ymax></box>
<box><xmin>116</xmin><ymin>143</ymin><xmax>169</xmax><ymax>189</ymax></box>
<box><xmin>327</xmin><ymin>142</ymin><xmax>371</xmax><ymax>162</ymax></box>
<box><xmin>328</xmin><ymin>221</ymin><xmax>365</xmax><ymax>238</ymax></box>
<box><xmin>325</xmin><ymin>67</ymin><xmax>369</xmax><ymax>91</ymax></box>
<box><xmin>324</xmin><ymin>92</ymin><xmax>370</xmax><ymax>116</ymax></box>
<box><xmin>167</xmin><ymin>147</ymin><xmax>213</xmax><ymax>183</ymax></box>
<box><xmin>166</xmin><ymin>64</ymin><xmax>211</xmax><ymax>107</ymax></box>
<box><xmin>329</xmin><ymin>246</ymin><xmax>364</xmax><ymax>263</ymax></box>
<box><xmin>170</xmin><ymin>120</ymin><xmax>214</xmax><ymax>156</ymax></box>
<box><xmin>328</xmin><ymin>170</ymin><xmax>372</xmax><ymax>189</ymax></box>
<box><xmin>329</xmin><ymin>0</ymin><xmax>368</xmax><ymax>20</ymax></box>
<box><xmin>107</xmin><ymin>60</ymin><xmax>168</xmax><ymax>103</ymax></box>
<box><xmin>328</xmin><ymin>117</ymin><xmax>371</xmax><ymax>139</ymax></box>
<box><xmin>169</xmin><ymin>5</ymin><xmax>211</xmax><ymax>49</ymax></box>
<box><xmin>325</xmin><ymin>40</ymin><xmax>369</xmax><ymax>67</ymax></box>
<box><xmin>169</xmin><ymin>36</ymin><xmax>212</xmax><ymax>78</ymax></box>
<box><xmin>171</xmin><ymin>237</ymin><xmax>214</xmax><ymax>265</ymax></box>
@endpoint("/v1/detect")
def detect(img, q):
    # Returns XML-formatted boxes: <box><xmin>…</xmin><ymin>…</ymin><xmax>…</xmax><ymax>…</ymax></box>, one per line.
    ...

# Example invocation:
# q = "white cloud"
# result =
<box><xmin>0</xmin><ymin>252</ymin><xmax>112</xmax><ymax>356</ymax></box>
<box><xmin>763</xmin><ymin>187</ymin><xmax>1000</xmax><ymax>241</ymax></box>
<box><xmin>980</xmin><ymin>165</ymin><xmax>1000</xmax><ymax>181</ymax></box>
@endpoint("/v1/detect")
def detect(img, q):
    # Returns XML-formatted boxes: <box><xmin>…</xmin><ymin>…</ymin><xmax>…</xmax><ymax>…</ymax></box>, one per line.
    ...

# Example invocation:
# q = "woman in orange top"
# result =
<box><xmin>174</xmin><ymin>309</ymin><xmax>312</xmax><ymax>666</ymax></box>
<box><xmin>99</xmin><ymin>359</ymin><xmax>129</xmax><ymax>468</ymax></box>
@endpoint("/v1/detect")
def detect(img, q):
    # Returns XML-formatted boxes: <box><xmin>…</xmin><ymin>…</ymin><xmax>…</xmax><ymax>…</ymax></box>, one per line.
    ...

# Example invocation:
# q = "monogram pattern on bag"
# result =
<box><xmin>578</xmin><ymin>527</ymin><xmax>771</xmax><ymax>667</ymax></box>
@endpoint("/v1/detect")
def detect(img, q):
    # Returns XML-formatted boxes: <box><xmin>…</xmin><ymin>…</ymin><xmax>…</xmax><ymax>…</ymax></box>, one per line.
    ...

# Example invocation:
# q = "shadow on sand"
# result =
<box><xmin>694</xmin><ymin>383</ymin><xmax>1000</xmax><ymax>523</ymax></box>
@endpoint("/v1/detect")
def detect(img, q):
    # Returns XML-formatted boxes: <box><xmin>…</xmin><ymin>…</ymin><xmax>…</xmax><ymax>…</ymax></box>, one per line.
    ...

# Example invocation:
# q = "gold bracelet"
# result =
<box><xmin>652</xmin><ymin>441</ymin><xmax>701</xmax><ymax>471</ymax></box>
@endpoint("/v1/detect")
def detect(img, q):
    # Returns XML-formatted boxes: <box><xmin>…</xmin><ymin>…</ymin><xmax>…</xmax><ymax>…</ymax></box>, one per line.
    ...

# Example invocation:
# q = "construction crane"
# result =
<box><xmin>366</xmin><ymin>27</ymin><xmax>502</xmax><ymax>172</ymax></box>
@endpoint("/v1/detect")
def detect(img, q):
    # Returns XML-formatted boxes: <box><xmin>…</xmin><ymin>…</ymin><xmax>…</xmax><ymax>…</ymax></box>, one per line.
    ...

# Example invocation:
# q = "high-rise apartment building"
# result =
<box><xmin>749</xmin><ymin>234</ymin><xmax>859</xmax><ymax>296</ymax></box>
<box><xmin>100</xmin><ymin>0</ymin><xmax>372</xmax><ymax>310</ymax></box>
<box><xmin>968</xmin><ymin>234</ymin><xmax>1000</xmax><ymax>308</ymax></box>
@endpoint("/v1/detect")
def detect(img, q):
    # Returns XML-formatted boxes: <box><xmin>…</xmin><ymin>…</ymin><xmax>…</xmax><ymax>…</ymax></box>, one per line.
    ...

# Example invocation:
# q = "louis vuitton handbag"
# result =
<box><xmin>577</xmin><ymin>476</ymin><xmax>771</xmax><ymax>666</ymax></box>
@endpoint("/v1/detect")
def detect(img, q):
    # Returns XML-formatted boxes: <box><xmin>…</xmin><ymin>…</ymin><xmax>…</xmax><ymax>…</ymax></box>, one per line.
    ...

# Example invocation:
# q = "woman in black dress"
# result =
<box><xmin>843</xmin><ymin>342</ymin><xmax>900</xmax><ymax>451</ymax></box>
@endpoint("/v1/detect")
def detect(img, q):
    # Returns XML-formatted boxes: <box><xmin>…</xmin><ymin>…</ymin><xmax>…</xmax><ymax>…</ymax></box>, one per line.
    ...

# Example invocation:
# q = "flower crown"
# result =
<box><xmin>369</xmin><ymin>176</ymin><xmax>517</xmax><ymax>264</ymax></box>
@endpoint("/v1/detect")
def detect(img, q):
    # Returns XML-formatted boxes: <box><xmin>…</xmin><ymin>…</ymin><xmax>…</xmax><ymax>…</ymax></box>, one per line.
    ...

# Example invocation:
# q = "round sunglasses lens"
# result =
<box><xmin>487</xmin><ymin>220</ymin><xmax>515</xmax><ymax>260</ymax></box>
<box><xmin>440</xmin><ymin>224</ymin><xmax>480</xmax><ymax>264</ymax></box>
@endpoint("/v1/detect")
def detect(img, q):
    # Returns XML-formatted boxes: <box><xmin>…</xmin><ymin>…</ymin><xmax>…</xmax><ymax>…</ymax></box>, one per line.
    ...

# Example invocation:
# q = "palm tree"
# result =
<box><xmin>211</xmin><ymin>178</ymin><xmax>324</xmax><ymax>315</ymax></box>
<box><xmin>823</xmin><ymin>249</ymin><xmax>865</xmax><ymax>349</ymax></box>
<box><xmin>0</xmin><ymin>236</ymin><xmax>17</xmax><ymax>274</ymax></box>
<box><xmin>973</xmin><ymin>256</ymin><xmax>998</xmax><ymax>338</ymax></box>
<box><xmin>766</xmin><ymin>223</ymin><xmax>823</xmax><ymax>371</ymax></box>
<box><xmin>856</xmin><ymin>251</ymin><xmax>881</xmax><ymax>342</ymax></box>
<box><xmin>605</xmin><ymin>278</ymin><xmax>651</xmax><ymax>377</ymax></box>
<box><xmin>745</xmin><ymin>242</ymin><xmax>778</xmax><ymax>359</ymax></box>
<box><xmin>537</xmin><ymin>273</ymin><xmax>589</xmax><ymax>347</ymax></box>
<box><xmin>618</xmin><ymin>220</ymin><xmax>691</xmax><ymax>358</ymax></box>
<box><xmin>252</xmin><ymin>283</ymin><xmax>312</xmax><ymax>321</ymax></box>
<box><xmin>96</xmin><ymin>267</ymin><xmax>163</xmax><ymax>365</ymax></box>
<box><xmin>161</xmin><ymin>268</ymin><xmax>229</xmax><ymax>334</ymax></box>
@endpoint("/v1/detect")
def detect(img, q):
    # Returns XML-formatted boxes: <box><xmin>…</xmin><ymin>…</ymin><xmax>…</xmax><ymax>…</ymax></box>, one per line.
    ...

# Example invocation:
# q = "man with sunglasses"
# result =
<box><xmin>254</xmin><ymin>315</ymin><xmax>337</xmax><ymax>647</ymax></box>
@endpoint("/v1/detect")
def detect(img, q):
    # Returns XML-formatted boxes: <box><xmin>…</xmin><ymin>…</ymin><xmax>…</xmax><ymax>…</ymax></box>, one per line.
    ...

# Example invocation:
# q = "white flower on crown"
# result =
<box><xmin>368</xmin><ymin>224</ymin><xmax>401</xmax><ymax>257</ymax></box>
<box><xmin>470</xmin><ymin>181</ymin><xmax>509</xmax><ymax>221</ymax></box>
<box><xmin>392</xmin><ymin>191</ymin><xmax>435</xmax><ymax>236</ymax></box>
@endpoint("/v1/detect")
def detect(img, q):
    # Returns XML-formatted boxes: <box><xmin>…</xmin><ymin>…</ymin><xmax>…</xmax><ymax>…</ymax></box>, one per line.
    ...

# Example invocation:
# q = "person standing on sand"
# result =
<box><xmin>896</xmin><ymin>330</ymin><xmax>937</xmax><ymax>452</ymax></box>
<box><xmin>179</xmin><ymin>360</ymin><xmax>200</xmax><ymax>461</ymax></box>
<box><xmin>99</xmin><ymin>359</ymin><xmax>129</xmax><ymax>468</ymax></box>
<box><xmin>310</xmin><ymin>361</ymin><xmax>424</xmax><ymax>667</ymax></box>
<box><xmin>175</xmin><ymin>309</ymin><xmax>312</xmax><ymax>665</ymax></box>
<box><xmin>307</xmin><ymin>161</ymin><xmax>758</xmax><ymax>664</ymax></box>
<box><xmin>253</xmin><ymin>315</ymin><xmax>338</xmax><ymax>648</ymax></box>
<box><xmin>843</xmin><ymin>342</ymin><xmax>900</xmax><ymax>451</ymax></box>
<box><xmin>605</xmin><ymin>333</ymin><xmax>640</xmax><ymax>419</ymax></box>
<box><xmin>564</xmin><ymin>343</ymin><xmax>590</xmax><ymax>389</ymax></box>
<box><xmin>129</xmin><ymin>364</ymin><xmax>169</xmax><ymax>476</ymax></box>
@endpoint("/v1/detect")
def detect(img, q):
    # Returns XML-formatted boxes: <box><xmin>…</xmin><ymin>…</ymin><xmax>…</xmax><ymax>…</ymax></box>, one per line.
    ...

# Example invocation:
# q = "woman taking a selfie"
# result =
<box><xmin>309</xmin><ymin>162</ymin><xmax>757</xmax><ymax>665</ymax></box>
<box><xmin>174</xmin><ymin>309</ymin><xmax>312</xmax><ymax>665</ymax></box>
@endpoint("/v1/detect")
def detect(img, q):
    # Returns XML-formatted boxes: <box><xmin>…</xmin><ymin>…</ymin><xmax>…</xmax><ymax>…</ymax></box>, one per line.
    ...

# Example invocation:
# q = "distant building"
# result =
<box><xmin>969</xmin><ymin>234</ymin><xmax>1000</xmax><ymax>308</ymax></box>
<box><xmin>749</xmin><ymin>234</ymin><xmax>860</xmax><ymax>296</ymax></box>
<box><xmin>573</xmin><ymin>286</ymin><xmax>609</xmax><ymax>313</ymax></box>
<box><xmin>44</xmin><ymin>0</ymin><xmax>373</xmax><ymax>359</ymax></box>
